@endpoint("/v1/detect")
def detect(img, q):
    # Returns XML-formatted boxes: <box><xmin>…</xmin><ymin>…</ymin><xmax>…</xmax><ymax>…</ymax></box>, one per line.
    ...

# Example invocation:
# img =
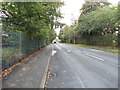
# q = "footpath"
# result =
<box><xmin>2</xmin><ymin>44</ymin><xmax>52</xmax><ymax>88</ymax></box>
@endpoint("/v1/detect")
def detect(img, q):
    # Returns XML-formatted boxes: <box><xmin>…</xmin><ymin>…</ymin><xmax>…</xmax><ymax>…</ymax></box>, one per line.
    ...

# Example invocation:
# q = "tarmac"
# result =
<box><xmin>2</xmin><ymin>44</ymin><xmax>52</xmax><ymax>88</ymax></box>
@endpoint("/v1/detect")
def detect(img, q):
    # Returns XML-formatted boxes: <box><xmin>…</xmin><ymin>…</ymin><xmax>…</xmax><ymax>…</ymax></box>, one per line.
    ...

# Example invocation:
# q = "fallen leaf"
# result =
<box><xmin>36</xmin><ymin>80</ymin><xmax>39</xmax><ymax>82</ymax></box>
<box><xmin>16</xmin><ymin>80</ymin><xmax>19</xmax><ymax>82</ymax></box>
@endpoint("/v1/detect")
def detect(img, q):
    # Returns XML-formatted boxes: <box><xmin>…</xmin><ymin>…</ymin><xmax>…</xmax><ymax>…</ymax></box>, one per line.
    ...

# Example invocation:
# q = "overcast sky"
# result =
<box><xmin>55</xmin><ymin>0</ymin><xmax>119</xmax><ymax>36</ymax></box>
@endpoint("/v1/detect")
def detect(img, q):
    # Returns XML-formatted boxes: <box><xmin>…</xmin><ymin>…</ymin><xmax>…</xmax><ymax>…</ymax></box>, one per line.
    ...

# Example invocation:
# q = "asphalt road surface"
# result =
<box><xmin>48</xmin><ymin>43</ymin><xmax>118</xmax><ymax>88</ymax></box>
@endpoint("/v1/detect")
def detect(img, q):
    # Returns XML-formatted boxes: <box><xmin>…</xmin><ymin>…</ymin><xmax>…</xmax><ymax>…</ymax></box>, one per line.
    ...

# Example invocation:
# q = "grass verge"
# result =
<box><xmin>65</xmin><ymin>43</ymin><xmax>119</xmax><ymax>54</ymax></box>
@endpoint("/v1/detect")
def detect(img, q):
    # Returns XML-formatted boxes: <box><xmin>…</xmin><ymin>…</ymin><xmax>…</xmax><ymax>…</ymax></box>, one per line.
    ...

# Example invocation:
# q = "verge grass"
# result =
<box><xmin>65</xmin><ymin>43</ymin><xmax>119</xmax><ymax>54</ymax></box>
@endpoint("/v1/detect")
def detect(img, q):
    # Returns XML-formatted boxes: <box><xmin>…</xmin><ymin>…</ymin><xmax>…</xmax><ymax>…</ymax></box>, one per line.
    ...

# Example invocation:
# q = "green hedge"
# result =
<box><xmin>75</xmin><ymin>35</ymin><xmax>118</xmax><ymax>47</ymax></box>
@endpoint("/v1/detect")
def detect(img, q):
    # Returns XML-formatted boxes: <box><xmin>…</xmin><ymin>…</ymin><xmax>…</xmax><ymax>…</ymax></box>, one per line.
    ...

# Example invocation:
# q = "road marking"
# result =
<box><xmin>52</xmin><ymin>50</ymin><xmax>57</xmax><ymax>56</ymax></box>
<box><xmin>75</xmin><ymin>72</ymin><xmax>85</xmax><ymax>88</ymax></box>
<box><xmin>85</xmin><ymin>53</ymin><xmax>104</xmax><ymax>61</ymax></box>
<box><xmin>90</xmin><ymin>49</ymin><xmax>102</xmax><ymax>52</ymax></box>
<box><xmin>55</xmin><ymin>44</ymin><xmax>62</xmax><ymax>50</ymax></box>
<box><xmin>107</xmin><ymin>72</ymin><xmax>110</xmax><ymax>74</ymax></box>
<box><xmin>58</xmin><ymin>43</ymin><xmax>63</xmax><ymax>46</ymax></box>
<box><xmin>76</xmin><ymin>50</ymin><xmax>81</xmax><ymax>53</ymax></box>
<box><xmin>67</xmin><ymin>50</ymin><xmax>71</xmax><ymax>53</ymax></box>
<box><xmin>63</xmin><ymin>70</ymin><xmax>67</xmax><ymax>73</ymax></box>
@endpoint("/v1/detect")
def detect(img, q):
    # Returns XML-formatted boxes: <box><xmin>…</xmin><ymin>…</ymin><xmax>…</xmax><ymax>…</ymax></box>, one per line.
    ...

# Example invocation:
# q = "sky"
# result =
<box><xmin>55</xmin><ymin>0</ymin><xmax>119</xmax><ymax>36</ymax></box>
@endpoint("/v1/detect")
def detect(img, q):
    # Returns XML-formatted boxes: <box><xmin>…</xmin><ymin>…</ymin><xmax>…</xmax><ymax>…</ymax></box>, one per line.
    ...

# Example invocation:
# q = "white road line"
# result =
<box><xmin>58</xmin><ymin>43</ymin><xmax>62</xmax><ymax>46</ymax></box>
<box><xmin>67</xmin><ymin>50</ymin><xmax>71</xmax><ymax>53</ymax></box>
<box><xmin>55</xmin><ymin>44</ymin><xmax>62</xmax><ymax>50</ymax></box>
<box><xmin>74</xmin><ymin>72</ymin><xmax>85</xmax><ymax>88</ymax></box>
<box><xmin>85</xmin><ymin>53</ymin><xmax>104</xmax><ymax>61</ymax></box>
<box><xmin>77</xmin><ymin>50</ymin><xmax>81</xmax><ymax>53</ymax></box>
<box><xmin>90</xmin><ymin>49</ymin><xmax>102</xmax><ymax>52</ymax></box>
<box><xmin>52</xmin><ymin>50</ymin><xmax>57</xmax><ymax>56</ymax></box>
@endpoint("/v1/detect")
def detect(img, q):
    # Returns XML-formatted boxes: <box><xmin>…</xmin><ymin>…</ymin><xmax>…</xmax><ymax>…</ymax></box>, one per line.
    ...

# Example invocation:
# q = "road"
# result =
<box><xmin>47</xmin><ymin>43</ymin><xmax>118</xmax><ymax>88</ymax></box>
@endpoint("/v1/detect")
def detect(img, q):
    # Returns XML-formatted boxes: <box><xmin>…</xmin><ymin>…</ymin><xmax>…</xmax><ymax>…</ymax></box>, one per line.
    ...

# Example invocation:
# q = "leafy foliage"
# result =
<box><xmin>80</xmin><ymin>1</ymin><xmax>111</xmax><ymax>15</ymax></box>
<box><xmin>59</xmin><ymin>25</ymin><xmax>78</xmax><ymax>43</ymax></box>
<box><xmin>1</xmin><ymin>2</ymin><xmax>64</xmax><ymax>70</ymax></box>
<box><xmin>2</xmin><ymin>2</ymin><xmax>64</xmax><ymax>41</ymax></box>
<box><xmin>59</xmin><ymin>3</ymin><xmax>119</xmax><ymax>47</ymax></box>
<box><xmin>78</xmin><ymin>7</ymin><xmax>118</xmax><ymax>36</ymax></box>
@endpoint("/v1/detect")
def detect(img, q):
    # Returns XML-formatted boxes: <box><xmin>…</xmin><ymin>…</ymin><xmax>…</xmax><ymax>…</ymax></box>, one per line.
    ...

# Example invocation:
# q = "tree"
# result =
<box><xmin>77</xmin><ymin>7</ymin><xmax>118</xmax><ymax>36</ymax></box>
<box><xmin>59</xmin><ymin>25</ymin><xmax>78</xmax><ymax>43</ymax></box>
<box><xmin>80</xmin><ymin>1</ymin><xmax>111</xmax><ymax>15</ymax></box>
<box><xmin>60</xmin><ymin>6</ymin><xmax>119</xmax><ymax>47</ymax></box>
<box><xmin>1</xmin><ymin>2</ymin><xmax>64</xmax><ymax>41</ymax></box>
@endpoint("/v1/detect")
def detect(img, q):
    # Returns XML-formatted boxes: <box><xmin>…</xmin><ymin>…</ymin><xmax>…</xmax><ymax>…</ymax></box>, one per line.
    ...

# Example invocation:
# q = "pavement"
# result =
<box><xmin>48</xmin><ymin>43</ymin><xmax>118</xmax><ymax>88</ymax></box>
<box><xmin>2</xmin><ymin>44</ymin><xmax>52</xmax><ymax>88</ymax></box>
<box><xmin>2</xmin><ymin>43</ymin><xmax>119</xmax><ymax>88</ymax></box>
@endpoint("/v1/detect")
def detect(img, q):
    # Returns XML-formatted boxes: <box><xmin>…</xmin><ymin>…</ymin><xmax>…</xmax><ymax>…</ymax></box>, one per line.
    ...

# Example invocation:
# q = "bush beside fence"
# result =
<box><xmin>2</xmin><ymin>29</ymin><xmax>49</xmax><ymax>70</ymax></box>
